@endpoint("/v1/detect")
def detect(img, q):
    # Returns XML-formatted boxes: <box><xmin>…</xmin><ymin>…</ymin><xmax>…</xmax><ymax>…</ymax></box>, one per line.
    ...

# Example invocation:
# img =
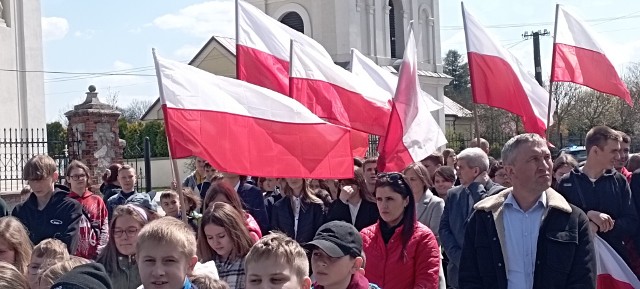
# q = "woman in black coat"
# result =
<box><xmin>271</xmin><ymin>178</ymin><xmax>325</xmax><ymax>243</ymax></box>
<box><xmin>326</xmin><ymin>167</ymin><xmax>379</xmax><ymax>231</ymax></box>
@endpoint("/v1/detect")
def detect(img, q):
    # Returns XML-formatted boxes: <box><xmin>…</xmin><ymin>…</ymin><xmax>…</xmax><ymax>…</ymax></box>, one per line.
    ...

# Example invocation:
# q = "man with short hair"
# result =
<box><xmin>469</xmin><ymin>138</ymin><xmax>490</xmax><ymax>155</ymax></box>
<box><xmin>362</xmin><ymin>158</ymin><xmax>377</xmax><ymax>195</ymax></box>
<box><xmin>628</xmin><ymin>154</ymin><xmax>640</xmax><ymax>173</ymax></box>
<box><xmin>460</xmin><ymin>133</ymin><xmax>595</xmax><ymax>289</ymax></box>
<box><xmin>421</xmin><ymin>153</ymin><xmax>444</xmax><ymax>178</ymax></box>
<box><xmin>557</xmin><ymin>126</ymin><xmax>638</xmax><ymax>266</ymax></box>
<box><xmin>616</xmin><ymin>131</ymin><xmax>633</xmax><ymax>181</ymax></box>
<box><xmin>439</xmin><ymin>147</ymin><xmax>504</xmax><ymax>289</ymax></box>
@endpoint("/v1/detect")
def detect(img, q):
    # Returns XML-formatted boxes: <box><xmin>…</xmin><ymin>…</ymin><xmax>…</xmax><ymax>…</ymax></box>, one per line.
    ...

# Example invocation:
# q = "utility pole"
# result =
<box><xmin>523</xmin><ymin>29</ymin><xmax>550</xmax><ymax>86</ymax></box>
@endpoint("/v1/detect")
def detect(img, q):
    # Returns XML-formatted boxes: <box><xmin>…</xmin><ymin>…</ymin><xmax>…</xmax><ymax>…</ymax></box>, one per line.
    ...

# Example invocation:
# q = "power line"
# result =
<box><xmin>441</xmin><ymin>13</ymin><xmax>640</xmax><ymax>31</ymax></box>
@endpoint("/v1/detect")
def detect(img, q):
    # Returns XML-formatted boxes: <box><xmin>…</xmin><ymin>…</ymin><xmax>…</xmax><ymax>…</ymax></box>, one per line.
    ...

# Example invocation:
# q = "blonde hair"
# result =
<box><xmin>37</xmin><ymin>256</ymin><xmax>91</xmax><ymax>288</ymax></box>
<box><xmin>32</xmin><ymin>238</ymin><xmax>69</xmax><ymax>261</ymax></box>
<box><xmin>245</xmin><ymin>232</ymin><xmax>309</xmax><ymax>282</ymax></box>
<box><xmin>0</xmin><ymin>217</ymin><xmax>33</xmax><ymax>275</ymax></box>
<box><xmin>0</xmin><ymin>261</ymin><xmax>28</xmax><ymax>289</ymax></box>
<box><xmin>191</xmin><ymin>274</ymin><xmax>230</xmax><ymax>289</ymax></box>
<box><xmin>136</xmin><ymin>217</ymin><xmax>197</xmax><ymax>260</ymax></box>
<box><xmin>197</xmin><ymin>202</ymin><xmax>254</xmax><ymax>262</ymax></box>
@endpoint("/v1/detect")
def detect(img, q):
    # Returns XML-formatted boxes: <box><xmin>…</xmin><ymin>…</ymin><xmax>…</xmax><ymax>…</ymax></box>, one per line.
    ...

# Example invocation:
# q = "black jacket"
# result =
<box><xmin>459</xmin><ymin>188</ymin><xmax>596</xmax><ymax>289</ymax></box>
<box><xmin>12</xmin><ymin>189</ymin><xmax>83</xmax><ymax>253</ymax></box>
<box><xmin>326</xmin><ymin>199</ymin><xmax>379</xmax><ymax>231</ymax></box>
<box><xmin>271</xmin><ymin>196</ymin><xmax>324</xmax><ymax>243</ymax></box>
<box><xmin>630</xmin><ymin>169</ymin><xmax>640</xmax><ymax>248</ymax></box>
<box><xmin>556</xmin><ymin>167</ymin><xmax>638</xmax><ymax>262</ymax></box>
<box><xmin>237</xmin><ymin>182</ymin><xmax>270</xmax><ymax>235</ymax></box>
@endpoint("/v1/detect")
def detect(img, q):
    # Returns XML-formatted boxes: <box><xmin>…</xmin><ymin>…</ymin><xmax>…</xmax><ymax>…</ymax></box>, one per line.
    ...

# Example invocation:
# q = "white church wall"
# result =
<box><xmin>0</xmin><ymin>0</ymin><xmax>45</xmax><ymax>130</ymax></box>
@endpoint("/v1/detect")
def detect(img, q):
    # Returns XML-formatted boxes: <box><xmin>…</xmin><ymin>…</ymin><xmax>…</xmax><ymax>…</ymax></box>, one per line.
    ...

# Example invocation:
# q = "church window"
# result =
<box><xmin>280</xmin><ymin>12</ymin><xmax>304</xmax><ymax>33</ymax></box>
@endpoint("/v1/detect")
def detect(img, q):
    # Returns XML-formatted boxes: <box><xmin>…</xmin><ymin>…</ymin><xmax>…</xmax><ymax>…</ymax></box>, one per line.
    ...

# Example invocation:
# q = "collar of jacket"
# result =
<box><xmin>471</xmin><ymin>187</ymin><xmax>571</xmax><ymax>269</ymax></box>
<box><xmin>313</xmin><ymin>272</ymin><xmax>372</xmax><ymax>289</ymax></box>
<box><xmin>570</xmin><ymin>166</ymin><xmax>617</xmax><ymax>179</ymax></box>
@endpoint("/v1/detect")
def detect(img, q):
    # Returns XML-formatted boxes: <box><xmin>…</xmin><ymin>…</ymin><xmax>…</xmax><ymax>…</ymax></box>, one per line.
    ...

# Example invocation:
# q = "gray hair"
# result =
<box><xmin>457</xmin><ymin>147</ymin><xmax>489</xmax><ymax>172</ymax></box>
<box><xmin>501</xmin><ymin>133</ymin><xmax>547</xmax><ymax>165</ymax></box>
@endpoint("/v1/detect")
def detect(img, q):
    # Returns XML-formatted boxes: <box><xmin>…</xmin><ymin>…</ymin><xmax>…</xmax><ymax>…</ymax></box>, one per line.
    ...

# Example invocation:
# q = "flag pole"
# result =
<box><xmin>460</xmin><ymin>2</ymin><xmax>481</xmax><ymax>146</ymax></box>
<box><xmin>546</xmin><ymin>4</ymin><xmax>560</xmax><ymax>140</ymax></box>
<box><xmin>235</xmin><ymin>0</ymin><xmax>240</xmax><ymax>80</ymax></box>
<box><xmin>152</xmin><ymin>49</ymin><xmax>189</xmax><ymax>224</ymax></box>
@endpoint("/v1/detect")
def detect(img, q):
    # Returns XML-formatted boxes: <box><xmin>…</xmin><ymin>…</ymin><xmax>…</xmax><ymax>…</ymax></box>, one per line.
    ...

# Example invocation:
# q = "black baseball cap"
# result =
<box><xmin>303</xmin><ymin>221</ymin><xmax>362</xmax><ymax>258</ymax></box>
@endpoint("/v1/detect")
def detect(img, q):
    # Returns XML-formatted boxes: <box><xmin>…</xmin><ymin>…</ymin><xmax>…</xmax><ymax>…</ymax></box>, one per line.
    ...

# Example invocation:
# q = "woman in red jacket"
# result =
<box><xmin>360</xmin><ymin>172</ymin><xmax>440</xmax><ymax>289</ymax></box>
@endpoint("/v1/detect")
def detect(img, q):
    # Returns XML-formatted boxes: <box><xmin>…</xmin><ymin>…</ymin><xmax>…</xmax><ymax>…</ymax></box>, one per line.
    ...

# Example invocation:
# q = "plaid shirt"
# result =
<box><xmin>216</xmin><ymin>255</ymin><xmax>246</xmax><ymax>289</ymax></box>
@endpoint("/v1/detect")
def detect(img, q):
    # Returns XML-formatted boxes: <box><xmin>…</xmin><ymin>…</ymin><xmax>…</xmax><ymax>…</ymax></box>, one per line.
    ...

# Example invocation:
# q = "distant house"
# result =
<box><xmin>140</xmin><ymin>35</ymin><xmax>472</xmax><ymax>137</ymax></box>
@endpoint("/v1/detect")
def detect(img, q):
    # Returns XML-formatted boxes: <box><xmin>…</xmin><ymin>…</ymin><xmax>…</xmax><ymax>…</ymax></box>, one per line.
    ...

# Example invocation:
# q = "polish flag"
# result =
<box><xmin>462</xmin><ymin>5</ymin><xmax>554</xmax><ymax>137</ymax></box>
<box><xmin>236</xmin><ymin>0</ymin><xmax>331</xmax><ymax>96</ymax></box>
<box><xmin>594</xmin><ymin>236</ymin><xmax>640</xmax><ymax>289</ymax></box>
<box><xmin>153</xmin><ymin>53</ymin><xmax>353</xmax><ymax>179</ymax></box>
<box><xmin>289</xmin><ymin>42</ymin><xmax>392</xmax><ymax>136</ymax></box>
<box><xmin>552</xmin><ymin>5</ymin><xmax>632</xmax><ymax>106</ymax></box>
<box><xmin>350</xmin><ymin>48</ymin><xmax>443</xmax><ymax>112</ymax></box>
<box><xmin>377</xmin><ymin>27</ymin><xmax>447</xmax><ymax>172</ymax></box>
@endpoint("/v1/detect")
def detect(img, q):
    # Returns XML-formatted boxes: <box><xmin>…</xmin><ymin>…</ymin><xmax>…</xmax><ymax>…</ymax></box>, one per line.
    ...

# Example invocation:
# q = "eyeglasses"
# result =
<box><xmin>376</xmin><ymin>172</ymin><xmax>404</xmax><ymax>182</ymax></box>
<box><xmin>113</xmin><ymin>227</ymin><xmax>139</xmax><ymax>238</ymax></box>
<box><xmin>69</xmin><ymin>174</ymin><xmax>86</xmax><ymax>181</ymax></box>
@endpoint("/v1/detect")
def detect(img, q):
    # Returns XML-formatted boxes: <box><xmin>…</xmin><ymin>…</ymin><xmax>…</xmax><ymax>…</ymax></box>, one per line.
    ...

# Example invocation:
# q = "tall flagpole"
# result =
<box><xmin>235</xmin><ymin>0</ymin><xmax>240</xmax><ymax>80</ymax></box>
<box><xmin>546</xmin><ymin>4</ymin><xmax>560</xmax><ymax>140</ymax></box>
<box><xmin>460</xmin><ymin>2</ymin><xmax>481</xmax><ymax>146</ymax></box>
<box><xmin>152</xmin><ymin>49</ymin><xmax>188</xmax><ymax>224</ymax></box>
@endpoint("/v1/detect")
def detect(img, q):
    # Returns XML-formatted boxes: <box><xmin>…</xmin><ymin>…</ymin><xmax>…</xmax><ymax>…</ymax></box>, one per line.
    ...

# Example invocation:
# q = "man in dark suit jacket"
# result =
<box><xmin>222</xmin><ymin>173</ymin><xmax>270</xmax><ymax>235</ymax></box>
<box><xmin>439</xmin><ymin>147</ymin><xmax>504</xmax><ymax>289</ymax></box>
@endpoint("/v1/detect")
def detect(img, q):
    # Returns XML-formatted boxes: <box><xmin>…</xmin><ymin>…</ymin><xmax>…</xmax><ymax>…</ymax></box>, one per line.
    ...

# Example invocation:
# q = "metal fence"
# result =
<box><xmin>0</xmin><ymin>128</ymin><xmax>82</xmax><ymax>192</ymax></box>
<box><xmin>122</xmin><ymin>143</ymin><xmax>147</xmax><ymax>193</ymax></box>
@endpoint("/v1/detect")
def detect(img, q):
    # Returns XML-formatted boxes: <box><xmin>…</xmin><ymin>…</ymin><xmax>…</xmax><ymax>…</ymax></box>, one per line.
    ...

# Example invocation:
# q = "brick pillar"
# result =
<box><xmin>65</xmin><ymin>85</ymin><xmax>123</xmax><ymax>187</ymax></box>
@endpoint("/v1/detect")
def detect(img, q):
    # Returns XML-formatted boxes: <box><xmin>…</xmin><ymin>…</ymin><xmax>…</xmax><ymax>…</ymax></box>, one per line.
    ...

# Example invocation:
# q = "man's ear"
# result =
<box><xmin>52</xmin><ymin>171</ymin><xmax>59</xmax><ymax>183</ymax></box>
<box><xmin>301</xmin><ymin>276</ymin><xmax>312</xmax><ymax>289</ymax></box>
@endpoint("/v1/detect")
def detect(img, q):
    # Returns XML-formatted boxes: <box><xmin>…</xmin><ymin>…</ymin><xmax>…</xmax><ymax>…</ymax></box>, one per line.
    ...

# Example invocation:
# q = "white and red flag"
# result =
<box><xmin>551</xmin><ymin>5</ymin><xmax>632</xmax><ymax>106</ymax></box>
<box><xmin>235</xmin><ymin>0</ymin><xmax>331</xmax><ymax>96</ymax></box>
<box><xmin>377</xmin><ymin>27</ymin><xmax>447</xmax><ymax>172</ymax></box>
<box><xmin>350</xmin><ymin>48</ymin><xmax>443</xmax><ymax>112</ymax></box>
<box><xmin>153</xmin><ymin>52</ymin><xmax>353</xmax><ymax>179</ymax></box>
<box><xmin>594</xmin><ymin>235</ymin><xmax>640</xmax><ymax>289</ymax></box>
<box><xmin>289</xmin><ymin>41</ymin><xmax>392</xmax><ymax>136</ymax></box>
<box><xmin>462</xmin><ymin>4</ymin><xmax>554</xmax><ymax>137</ymax></box>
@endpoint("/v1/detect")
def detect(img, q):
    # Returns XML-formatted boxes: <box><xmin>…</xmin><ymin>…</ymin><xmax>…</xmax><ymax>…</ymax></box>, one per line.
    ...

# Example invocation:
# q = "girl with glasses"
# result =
<box><xmin>96</xmin><ymin>204</ymin><xmax>149</xmax><ymax>289</ymax></box>
<box><xmin>65</xmin><ymin>160</ymin><xmax>109</xmax><ymax>260</ymax></box>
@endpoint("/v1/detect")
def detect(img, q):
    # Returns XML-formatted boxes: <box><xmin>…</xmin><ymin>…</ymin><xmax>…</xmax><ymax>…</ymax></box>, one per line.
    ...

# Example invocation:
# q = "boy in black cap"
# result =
<box><xmin>50</xmin><ymin>263</ymin><xmax>112</xmax><ymax>289</ymax></box>
<box><xmin>304</xmin><ymin>221</ymin><xmax>380</xmax><ymax>289</ymax></box>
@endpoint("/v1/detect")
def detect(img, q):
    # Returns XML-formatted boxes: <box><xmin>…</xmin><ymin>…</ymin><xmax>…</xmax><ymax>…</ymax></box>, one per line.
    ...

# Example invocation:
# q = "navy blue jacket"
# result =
<box><xmin>237</xmin><ymin>182</ymin><xmax>270</xmax><ymax>235</ymax></box>
<box><xmin>557</xmin><ymin>168</ymin><xmax>638</xmax><ymax>263</ymax></box>
<box><xmin>12</xmin><ymin>189</ymin><xmax>83</xmax><ymax>253</ymax></box>
<box><xmin>271</xmin><ymin>196</ymin><xmax>324</xmax><ymax>243</ymax></box>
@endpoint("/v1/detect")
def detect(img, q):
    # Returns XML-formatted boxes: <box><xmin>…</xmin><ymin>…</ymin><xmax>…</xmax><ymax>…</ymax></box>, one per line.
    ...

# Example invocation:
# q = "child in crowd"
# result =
<box><xmin>27</xmin><ymin>238</ymin><xmax>70</xmax><ymax>289</ymax></box>
<box><xmin>125</xmin><ymin>193</ymin><xmax>162</xmax><ymax>222</ymax></box>
<box><xmin>12</xmin><ymin>155</ymin><xmax>84</xmax><ymax>253</ymax></box>
<box><xmin>96</xmin><ymin>204</ymin><xmax>149</xmax><ymax>289</ymax></box>
<box><xmin>197</xmin><ymin>202</ymin><xmax>255</xmax><ymax>289</ymax></box>
<box><xmin>191</xmin><ymin>274</ymin><xmax>230</xmax><ymax>289</ymax></box>
<box><xmin>0</xmin><ymin>216</ymin><xmax>33</xmax><ymax>275</ymax></box>
<box><xmin>136</xmin><ymin>217</ymin><xmax>199</xmax><ymax>289</ymax></box>
<box><xmin>304</xmin><ymin>221</ymin><xmax>380</xmax><ymax>289</ymax></box>
<box><xmin>0</xmin><ymin>261</ymin><xmax>29</xmax><ymax>289</ymax></box>
<box><xmin>37</xmin><ymin>256</ymin><xmax>92</xmax><ymax>289</ymax></box>
<box><xmin>261</xmin><ymin>177</ymin><xmax>283</xmax><ymax>226</ymax></box>
<box><xmin>106</xmin><ymin>165</ymin><xmax>146</xmax><ymax>217</ymax></box>
<box><xmin>50</xmin><ymin>262</ymin><xmax>113</xmax><ymax>289</ymax></box>
<box><xmin>160</xmin><ymin>189</ymin><xmax>201</xmax><ymax>231</ymax></box>
<box><xmin>66</xmin><ymin>160</ymin><xmax>110</xmax><ymax>260</ymax></box>
<box><xmin>203</xmin><ymin>181</ymin><xmax>262</xmax><ymax>241</ymax></box>
<box><xmin>244</xmin><ymin>232</ymin><xmax>312</xmax><ymax>289</ymax></box>
<box><xmin>101</xmin><ymin>163</ymin><xmax>122</xmax><ymax>203</ymax></box>
<box><xmin>271</xmin><ymin>178</ymin><xmax>324</xmax><ymax>243</ymax></box>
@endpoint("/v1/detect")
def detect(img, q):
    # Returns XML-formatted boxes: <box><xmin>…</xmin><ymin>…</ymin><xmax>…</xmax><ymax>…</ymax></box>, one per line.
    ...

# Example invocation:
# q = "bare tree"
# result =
<box><xmin>105</xmin><ymin>87</ymin><xmax>120</xmax><ymax>110</ymax></box>
<box><xmin>121</xmin><ymin>99</ymin><xmax>154</xmax><ymax>122</ymax></box>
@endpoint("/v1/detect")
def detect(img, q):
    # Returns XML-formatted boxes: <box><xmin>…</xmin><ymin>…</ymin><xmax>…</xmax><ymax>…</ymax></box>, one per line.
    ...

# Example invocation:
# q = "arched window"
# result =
<box><xmin>280</xmin><ymin>12</ymin><xmax>304</xmax><ymax>33</ymax></box>
<box><xmin>389</xmin><ymin>0</ymin><xmax>397</xmax><ymax>58</ymax></box>
<box><xmin>388</xmin><ymin>0</ymin><xmax>404</xmax><ymax>58</ymax></box>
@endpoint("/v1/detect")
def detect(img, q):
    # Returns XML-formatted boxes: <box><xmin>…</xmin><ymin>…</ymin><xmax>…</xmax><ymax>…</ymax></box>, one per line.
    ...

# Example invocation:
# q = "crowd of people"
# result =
<box><xmin>0</xmin><ymin>125</ymin><xmax>637</xmax><ymax>289</ymax></box>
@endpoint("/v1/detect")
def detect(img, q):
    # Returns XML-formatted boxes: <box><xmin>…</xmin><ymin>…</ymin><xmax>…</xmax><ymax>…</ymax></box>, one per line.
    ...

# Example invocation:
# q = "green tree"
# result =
<box><xmin>443</xmin><ymin>49</ymin><xmax>471</xmax><ymax>108</ymax></box>
<box><xmin>46</xmin><ymin>121</ymin><xmax>67</xmax><ymax>156</ymax></box>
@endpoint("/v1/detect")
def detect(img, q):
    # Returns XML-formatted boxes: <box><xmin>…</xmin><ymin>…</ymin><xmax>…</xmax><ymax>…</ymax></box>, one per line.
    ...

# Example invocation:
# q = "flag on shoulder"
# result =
<box><xmin>152</xmin><ymin>52</ymin><xmax>353</xmax><ymax>179</ymax></box>
<box><xmin>461</xmin><ymin>4</ymin><xmax>554</xmax><ymax>137</ymax></box>
<box><xmin>594</xmin><ymin>235</ymin><xmax>640</xmax><ymax>289</ymax></box>
<box><xmin>551</xmin><ymin>5</ymin><xmax>632</xmax><ymax>106</ymax></box>
<box><xmin>377</xmin><ymin>26</ymin><xmax>447</xmax><ymax>172</ymax></box>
